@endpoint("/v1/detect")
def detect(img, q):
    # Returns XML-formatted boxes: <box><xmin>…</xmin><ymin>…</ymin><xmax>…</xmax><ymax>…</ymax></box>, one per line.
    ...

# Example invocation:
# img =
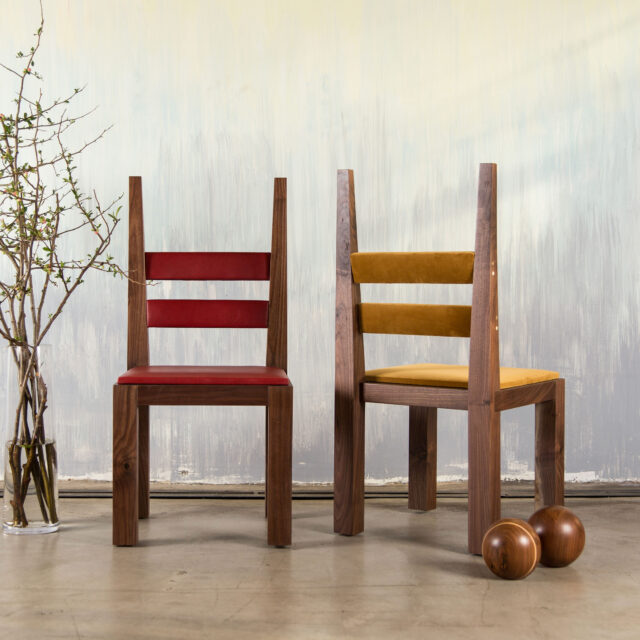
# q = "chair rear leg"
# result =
<box><xmin>265</xmin><ymin>407</ymin><xmax>269</xmax><ymax>518</ymax></box>
<box><xmin>468</xmin><ymin>405</ymin><xmax>501</xmax><ymax>555</ymax></box>
<box><xmin>138</xmin><ymin>406</ymin><xmax>150</xmax><ymax>519</ymax></box>
<box><xmin>113</xmin><ymin>385</ymin><xmax>139</xmax><ymax>546</ymax></box>
<box><xmin>535</xmin><ymin>378</ymin><xmax>565</xmax><ymax>510</ymax></box>
<box><xmin>408</xmin><ymin>406</ymin><xmax>437</xmax><ymax>511</ymax></box>
<box><xmin>267</xmin><ymin>385</ymin><xmax>293</xmax><ymax>546</ymax></box>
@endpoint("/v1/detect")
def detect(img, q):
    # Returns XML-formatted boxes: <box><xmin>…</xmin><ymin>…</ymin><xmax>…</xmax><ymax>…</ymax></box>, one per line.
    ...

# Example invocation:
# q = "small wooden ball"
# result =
<box><xmin>528</xmin><ymin>505</ymin><xmax>585</xmax><ymax>568</ymax></box>
<box><xmin>482</xmin><ymin>518</ymin><xmax>541</xmax><ymax>580</ymax></box>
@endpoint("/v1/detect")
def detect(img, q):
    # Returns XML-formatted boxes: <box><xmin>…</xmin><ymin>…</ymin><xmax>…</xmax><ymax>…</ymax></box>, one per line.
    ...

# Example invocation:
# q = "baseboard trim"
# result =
<box><xmin>5</xmin><ymin>480</ymin><xmax>635</xmax><ymax>500</ymax></box>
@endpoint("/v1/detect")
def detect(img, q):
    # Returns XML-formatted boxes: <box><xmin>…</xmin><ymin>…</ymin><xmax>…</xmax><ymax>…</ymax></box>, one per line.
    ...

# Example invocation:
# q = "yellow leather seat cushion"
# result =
<box><xmin>364</xmin><ymin>363</ymin><xmax>559</xmax><ymax>389</ymax></box>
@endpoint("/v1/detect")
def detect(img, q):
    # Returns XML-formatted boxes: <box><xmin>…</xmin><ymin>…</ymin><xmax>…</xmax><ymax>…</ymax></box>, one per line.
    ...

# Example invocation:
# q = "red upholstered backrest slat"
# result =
<box><xmin>145</xmin><ymin>252</ymin><xmax>271</xmax><ymax>281</ymax></box>
<box><xmin>147</xmin><ymin>300</ymin><xmax>269</xmax><ymax>328</ymax></box>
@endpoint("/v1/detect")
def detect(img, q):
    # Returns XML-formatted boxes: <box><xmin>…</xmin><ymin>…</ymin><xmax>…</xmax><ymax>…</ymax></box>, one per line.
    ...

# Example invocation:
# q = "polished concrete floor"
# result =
<box><xmin>1</xmin><ymin>496</ymin><xmax>638</xmax><ymax>639</ymax></box>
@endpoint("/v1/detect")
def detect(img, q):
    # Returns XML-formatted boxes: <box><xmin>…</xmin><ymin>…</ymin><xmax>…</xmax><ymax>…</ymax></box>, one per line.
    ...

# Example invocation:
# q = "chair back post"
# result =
<box><xmin>335</xmin><ymin>169</ymin><xmax>365</xmax><ymax>404</ymax></box>
<box><xmin>468</xmin><ymin>163</ymin><xmax>499</xmax><ymax>400</ymax></box>
<box><xmin>467</xmin><ymin>163</ymin><xmax>500</xmax><ymax>552</ymax></box>
<box><xmin>334</xmin><ymin>169</ymin><xmax>366</xmax><ymax>534</ymax></box>
<box><xmin>127</xmin><ymin>176</ymin><xmax>149</xmax><ymax>370</ymax></box>
<box><xmin>266</xmin><ymin>178</ymin><xmax>287</xmax><ymax>371</ymax></box>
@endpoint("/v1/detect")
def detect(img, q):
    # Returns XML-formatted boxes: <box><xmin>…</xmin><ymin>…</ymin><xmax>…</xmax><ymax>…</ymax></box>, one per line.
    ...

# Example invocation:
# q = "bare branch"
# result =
<box><xmin>0</xmin><ymin>62</ymin><xmax>22</xmax><ymax>78</ymax></box>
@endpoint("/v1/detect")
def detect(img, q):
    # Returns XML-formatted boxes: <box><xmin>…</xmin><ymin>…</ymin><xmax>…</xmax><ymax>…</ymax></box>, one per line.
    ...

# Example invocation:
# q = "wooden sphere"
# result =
<box><xmin>482</xmin><ymin>518</ymin><xmax>541</xmax><ymax>580</ymax></box>
<box><xmin>528</xmin><ymin>505</ymin><xmax>585</xmax><ymax>568</ymax></box>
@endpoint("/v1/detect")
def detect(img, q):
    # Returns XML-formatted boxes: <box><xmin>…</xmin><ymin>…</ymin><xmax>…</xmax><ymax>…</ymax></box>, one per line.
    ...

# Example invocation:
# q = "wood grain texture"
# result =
<box><xmin>528</xmin><ymin>504</ymin><xmax>582</xmax><ymax>567</ymax></box>
<box><xmin>495</xmin><ymin>380</ymin><xmax>557</xmax><ymax>412</ymax></box>
<box><xmin>127</xmin><ymin>177</ymin><xmax>149</xmax><ymax>370</ymax></box>
<box><xmin>468</xmin><ymin>404</ymin><xmax>501</xmax><ymax>555</ymax></box>
<box><xmin>265</xmin><ymin>406</ymin><xmax>269</xmax><ymax>519</ymax></box>
<box><xmin>336</xmin><ymin>165</ymin><xmax>565</xmax><ymax>555</ymax></box>
<box><xmin>535</xmin><ymin>378</ymin><xmax>565</xmax><ymax>509</ymax></box>
<box><xmin>136</xmin><ymin>385</ymin><xmax>269</xmax><ymax>406</ymax></box>
<box><xmin>468</xmin><ymin>163</ymin><xmax>501</xmax><ymax>555</ymax></box>
<box><xmin>334</xmin><ymin>169</ymin><xmax>366</xmax><ymax>536</ymax></box>
<box><xmin>468</xmin><ymin>164</ymin><xmax>500</xmax><ymax>405</ymax></box>
<box><xmin>138</xmin><ymin>405</ymin><xmax>150</xmax><ymax>519</ymax></box>
<box><xmin>408</xmin><ymin>406</ymin><xmax>437</xmax><ymax>511</ymax></box>
<box><xmin>267</xmin><ymin>384</ymin><xmax>293</xmax><ymax>546</ymax></box>
<box><xmin>482</xmin><ymin>518</ymin><xmax>541</xmax><ymax>580</ymax></box>
<box><xmin>362</xmin><ymin>382</ymin><xmax>468</xmax><ymax>410</ymax></box>
<box><xmin>112</xmin><ymin>384</ymin><xmax>139</xmax><ymax>546</ymax></box>
<box><xmin>116</xmin><ymin>176</ymin><xmax>293</xmax><ymax>547</ymax></box>
<box><xmin>266</xmin><ymin>178</ymin><xmax>288</xmax><ymax>371</ymax></box>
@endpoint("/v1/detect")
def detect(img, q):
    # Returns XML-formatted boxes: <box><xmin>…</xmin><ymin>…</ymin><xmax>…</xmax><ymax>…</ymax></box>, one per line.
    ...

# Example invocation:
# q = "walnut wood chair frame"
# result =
<box><xmin>334</xmin><ymin>165</ymin><xmax>564</xmax><ymax>554</ymax></box>
<box><xmin>113</xmin><ymin>176</ymin><xmax>292</xmax><ymax>547</ymax></box>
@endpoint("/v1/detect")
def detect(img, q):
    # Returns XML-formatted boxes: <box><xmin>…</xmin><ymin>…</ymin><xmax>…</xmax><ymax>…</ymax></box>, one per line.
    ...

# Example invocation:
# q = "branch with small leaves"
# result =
<box><xmin>1</xmin><ymin>1</ymin><xmax>125</xmax><ymax>529</ymax></box>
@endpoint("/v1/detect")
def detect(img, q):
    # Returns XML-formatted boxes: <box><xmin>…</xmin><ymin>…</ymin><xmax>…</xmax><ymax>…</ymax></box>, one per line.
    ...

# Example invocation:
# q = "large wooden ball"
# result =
<box><xmin>482</xmin><ymin>518</ymin><xmax>541</xmax><ymax>580</ymax></box>
<box><xmin>528</xmin><ymin>505</ymin><xmax>585</xmax><ymax>567</ymax></box>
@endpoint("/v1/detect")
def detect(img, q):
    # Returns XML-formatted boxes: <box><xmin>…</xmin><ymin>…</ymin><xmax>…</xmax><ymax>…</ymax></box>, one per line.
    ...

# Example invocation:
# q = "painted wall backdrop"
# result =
<box><xmin>1</xmin><ymin>0</ymin><xmax>638</xmax><ymax>484</ymax></box>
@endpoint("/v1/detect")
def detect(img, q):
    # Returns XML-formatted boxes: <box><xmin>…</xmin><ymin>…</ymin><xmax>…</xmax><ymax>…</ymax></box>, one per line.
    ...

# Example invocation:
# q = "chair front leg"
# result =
<box><xmin>266</xmin><ymin>385</ymin><xmax>293</xmax><ymax>546</ymax></box>
<box><xmin>408</xmin><ymin>406</ymin><xmax>437</xmax><ymax>511</ymax></box>
<box><xmin>113</xmin><ymin>384</ymin><xmax>139</xmax><ymax>546</ymax></box>
<box><xmin>535</xmin><ymin>378</ymin><xmax>565</xmax><ymax>510</ymax></box>
<box><xmin>468</xmin><ymin>404</ymin><xmax>501</xmax><ymax>555</ymax></box>
<box><xmin>333</xmin><ymin>389</ymin><xmax>365</xmax><ymax>536</ymax></box>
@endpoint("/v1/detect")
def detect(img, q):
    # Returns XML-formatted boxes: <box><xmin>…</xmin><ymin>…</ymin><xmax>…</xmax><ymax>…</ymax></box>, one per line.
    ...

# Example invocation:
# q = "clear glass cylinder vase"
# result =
<box><xmin>3</xmin><ymin>344</ymin><xmax>59</xmax><ymax>534</ymax></box>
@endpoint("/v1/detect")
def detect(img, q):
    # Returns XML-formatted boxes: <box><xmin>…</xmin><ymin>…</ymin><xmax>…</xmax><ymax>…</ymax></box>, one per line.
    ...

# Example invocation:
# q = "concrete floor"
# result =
<box><xmin>1</xmin><ymin>497</ymin><xmax>638</xmax><ymax>639</ymax></box>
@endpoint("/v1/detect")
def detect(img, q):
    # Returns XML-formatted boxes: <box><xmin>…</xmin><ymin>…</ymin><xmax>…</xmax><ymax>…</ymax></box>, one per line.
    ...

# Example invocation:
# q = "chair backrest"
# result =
<box><xmin>335</xmin><ymin>164</ymin><xmax>499</xmax><ymax>399</ymax></box>
<box><xmin>127</xmin><ymin>176</ymin><xmax>287</xmax><ymax>371</ymax></box>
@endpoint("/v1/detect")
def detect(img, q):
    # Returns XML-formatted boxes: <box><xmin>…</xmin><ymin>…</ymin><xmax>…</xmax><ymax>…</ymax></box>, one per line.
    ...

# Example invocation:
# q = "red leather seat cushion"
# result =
<box><xmin>117</xmin><ymin>366</ymin><xmax>290</xmax><ymax>386</ymax></box>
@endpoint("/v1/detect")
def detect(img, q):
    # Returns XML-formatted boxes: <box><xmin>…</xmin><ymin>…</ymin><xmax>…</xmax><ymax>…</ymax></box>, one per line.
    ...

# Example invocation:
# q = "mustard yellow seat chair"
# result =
<box><xmin>334</xmin><ymin>164</ymin><xmax>565</xmax><ymax>554</ymax></box>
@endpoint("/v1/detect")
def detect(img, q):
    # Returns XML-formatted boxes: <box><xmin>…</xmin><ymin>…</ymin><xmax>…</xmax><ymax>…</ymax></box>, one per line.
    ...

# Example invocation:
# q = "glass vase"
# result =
<box><xmin>2</xmin><ymin>345</ymin><xmax>59</xmax><ymax>534</ymax></box>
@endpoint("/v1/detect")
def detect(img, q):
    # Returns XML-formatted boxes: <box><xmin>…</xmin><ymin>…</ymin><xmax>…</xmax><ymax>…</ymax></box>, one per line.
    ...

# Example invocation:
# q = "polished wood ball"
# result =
<box><xmin>482</xmin><ymin>518</ymin><xmax>542</xmax><ymax>580</ymax></box>
<box><xmin>528</xmin><ymin>505</ymin><xmax>585</xmax><ymax>568</ymax></box>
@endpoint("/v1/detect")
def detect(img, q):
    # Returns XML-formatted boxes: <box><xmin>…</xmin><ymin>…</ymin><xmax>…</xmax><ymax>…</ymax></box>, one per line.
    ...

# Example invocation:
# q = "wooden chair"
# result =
<box><xmin>334</xmin><ymin>164</ymin><xmax>564</xmax><ymax>554</ymax></box>
<box><xmin>113</xmin><ymin>176</ymin><xmax>292</xmax><ymax>547</ymax></box>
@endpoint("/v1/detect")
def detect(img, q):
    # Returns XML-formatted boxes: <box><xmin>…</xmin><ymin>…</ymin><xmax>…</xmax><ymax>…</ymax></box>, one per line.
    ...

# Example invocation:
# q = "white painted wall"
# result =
<box><xmin>1</xmin><ymin>0</ymin><xmax>639</xmax><ymax>483</ymax></box>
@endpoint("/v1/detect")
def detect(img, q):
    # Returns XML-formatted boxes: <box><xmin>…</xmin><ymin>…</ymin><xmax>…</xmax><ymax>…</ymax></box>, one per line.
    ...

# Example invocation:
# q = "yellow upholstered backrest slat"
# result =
<box><xmin>358</xmin><ymin>303</ymin><xmax>472</xmax><ymax>337</ymax></box>
<box><xmin>350</xmin><ymin>251</ymin><xmax>474</xmax><ymax>284</ymax></box>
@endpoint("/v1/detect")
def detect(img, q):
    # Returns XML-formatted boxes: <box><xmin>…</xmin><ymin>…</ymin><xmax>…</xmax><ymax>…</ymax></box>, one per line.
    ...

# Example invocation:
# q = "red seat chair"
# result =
<box><xmin>334</xmin><ymin>165</ymin><xmax>565</xmax><ymax>554</ymax></box>
<box><xmin>113</xmin><ymin>177</ymin><xmax>292</xmax><ymax>547</ymax></box>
